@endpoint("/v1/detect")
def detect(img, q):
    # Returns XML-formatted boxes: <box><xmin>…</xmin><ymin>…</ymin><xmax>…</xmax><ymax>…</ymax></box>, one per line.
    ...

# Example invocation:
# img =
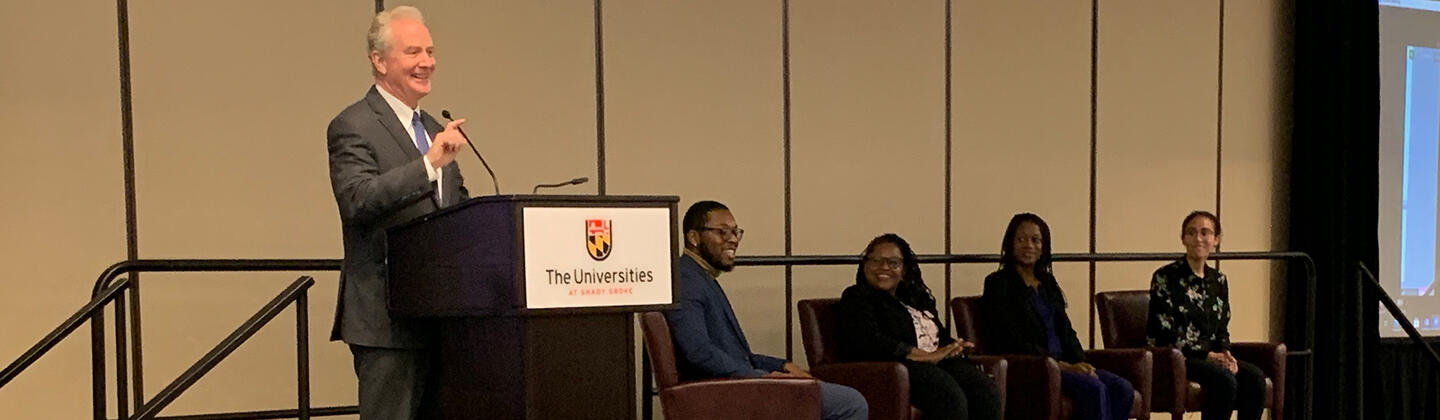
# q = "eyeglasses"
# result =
<box><xmin>698</xmin><ymin>226</ymin><xmax>745</xmax><ymax>240</ymax></box>
<box><xmin>864</xmin><ymin>257</ymin><xmax>903</xmax><ymax>270</ymax></box>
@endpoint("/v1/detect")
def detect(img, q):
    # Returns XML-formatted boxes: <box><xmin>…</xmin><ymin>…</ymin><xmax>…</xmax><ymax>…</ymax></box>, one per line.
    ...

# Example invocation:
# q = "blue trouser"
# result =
<box><xmin>819</xmin><ymin>381</ymin><xmax>869</xmax><ymax>420</ymax></box>
<box><xmin>1059</xmin><ymin>368</ymin><xmax>1135</xmax><ymax>420</ymax></box>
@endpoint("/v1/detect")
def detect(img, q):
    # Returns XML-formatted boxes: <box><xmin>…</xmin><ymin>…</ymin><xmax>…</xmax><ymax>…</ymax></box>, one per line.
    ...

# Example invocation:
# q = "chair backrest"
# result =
<box><xmin>640</xmin><ymin>311</ymin><xmax>681</xmax><ymax>389</ymax></box>
<box><xmin>1093</xmin><ymin>290</ymin><xmax>1151</xmax><ymax>348</ymax></box>
<box><xmin>796</xmin><ymin>298</ymin><xmax>842</xmax><ymax>367</ymax></box>
<box><xmin>947</xmin><ymin>296</ymin><xmax>990</xmax><ymax>354</ymax></box>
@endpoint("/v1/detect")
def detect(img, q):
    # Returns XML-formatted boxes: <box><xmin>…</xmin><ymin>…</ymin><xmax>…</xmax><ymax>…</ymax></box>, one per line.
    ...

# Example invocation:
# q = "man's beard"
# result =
<box><xmin>699</xmin><ymin>246</ymin><xmax>734</xmax><ymax>272</ymax></box>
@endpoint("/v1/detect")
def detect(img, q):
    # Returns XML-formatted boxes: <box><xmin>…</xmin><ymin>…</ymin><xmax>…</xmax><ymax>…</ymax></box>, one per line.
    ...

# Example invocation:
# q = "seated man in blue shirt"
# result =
<box><xmin>664</xmin><ymin>200</ymin><xmax>868</xmax><ymax>420</ymax></box>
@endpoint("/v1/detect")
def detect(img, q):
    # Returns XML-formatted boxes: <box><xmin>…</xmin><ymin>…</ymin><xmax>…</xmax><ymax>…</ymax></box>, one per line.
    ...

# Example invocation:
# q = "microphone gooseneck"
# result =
<box><xmin>532</xmin><ymin>177</ymin><xmax>590</xmax><ymax>194</ymax></box>
<box><xmin>440</xmin><ymin>109</ymin><xmax>500</xmax><ymax>196</ymax></box>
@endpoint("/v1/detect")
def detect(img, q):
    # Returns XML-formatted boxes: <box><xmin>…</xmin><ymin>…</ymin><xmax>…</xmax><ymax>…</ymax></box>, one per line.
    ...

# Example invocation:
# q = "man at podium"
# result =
<box><xmin>325</xmin><ymin>6</ymin><xmax>469</xmax><ymax>419</ymax></box>
<box><xmin>665</xmin><ymin>201</ymin><xmax>868</xmax><ymax>419</ymax></box>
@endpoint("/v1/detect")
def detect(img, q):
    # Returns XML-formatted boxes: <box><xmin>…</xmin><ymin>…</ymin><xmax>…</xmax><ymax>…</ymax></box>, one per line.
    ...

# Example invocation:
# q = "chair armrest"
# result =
<box><xmin>1142</xmin><ymin>346</ymin><xmax>1188</xmax><ymax>414</ymax></box>
<box><xmin>1086</xmin><ymin>348</ymin><xmax>1153</xmax><ymax>415</ymax></box>
<box><xmin>988</xmin><ymin>354</ymin><xmax>1060</xmax><ymax>420</ymax></box>
<box><xmin>1230</xmin><ymin>342</ymin><xmax>1286</xmax><ymax>415</ymax></box>
<box><xmin>968</xmin><ymin>355</ymin><xmax>1009</xmax><ymax>419</ymax></box>
<box><xmin>1229</xmin><ymin>342</ymin><xmax>1286</xmax><ymax>379</ymax></box>
<box><xmin>661</xmin><ymin>378</ymin><xmax>821</xmax><ymax>420</ymax></box>
<box><xmin>812</xmin><ymin>362</ymin><xmax>912</xmax><ymax>420</ymax></box>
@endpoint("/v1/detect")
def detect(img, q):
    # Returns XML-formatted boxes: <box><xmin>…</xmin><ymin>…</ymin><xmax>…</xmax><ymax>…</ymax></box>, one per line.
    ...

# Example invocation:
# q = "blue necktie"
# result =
<box><xmin>411</xmin><ymin>112</ymin><xmax>429</xmax><ymax>154</ymax></box>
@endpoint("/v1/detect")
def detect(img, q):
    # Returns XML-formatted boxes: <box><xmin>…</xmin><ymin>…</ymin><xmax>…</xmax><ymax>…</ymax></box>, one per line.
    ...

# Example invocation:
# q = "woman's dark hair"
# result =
<box><xmin>1181</xmin><ymin>210</ymin><xmax>1222</xmax><ymax>236</ymax></box>
<box><xmin>998</xmin><ymin>213</ymin><xmax>1066</xmax><ymax>308</ymax></box>
<box><xmin>855</xmin><ymin>233</ymin><xmax>938</xmax><ymax>315</ymax></box>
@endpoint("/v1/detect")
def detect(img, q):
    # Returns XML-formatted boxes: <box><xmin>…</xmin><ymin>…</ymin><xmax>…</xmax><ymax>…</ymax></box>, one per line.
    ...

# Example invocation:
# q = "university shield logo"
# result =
<box><xmin>586</xmin><ymin>219</ymin><xmax>613</xmax><ymax>261</ymax></box>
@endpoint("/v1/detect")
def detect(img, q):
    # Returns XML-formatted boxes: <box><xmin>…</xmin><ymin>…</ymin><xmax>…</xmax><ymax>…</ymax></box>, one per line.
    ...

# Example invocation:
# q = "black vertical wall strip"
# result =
<box><xmin>943</xmin><ymin>0</ymin><xmax>954</xmax><ymax>328</ymax></box>
<box><xmin>374</xmin><ymin>1</ymin><xmax>383</xmax><ymax>13</ymax></box>
<box><xmin>781</xmin><ymin>0</ymin><xmax>795</xmax><ymax>361</ymax></box>
<box><xmin>1215</xmin><ymin>0</ymin><xmax>1226</xmax><ymax>255</ymax></box>
<box><xmin>116</xmin><ymin>0</ymin><xmax>136</xmax><ymax>294</ymax></box>
<box><xmin>593</xmin><ymin>0</ymin><xmax>608</xmax><ymax>195</ymax></box>
<box><xmin>1087</xmin><ymin>0</ymin><xmax>1100</xmax><ymax>349</ymax></box>
<box><xmin>116</xmin><ymin>0</ymin><xmax>144</xmax><ymax>408</ymax></box>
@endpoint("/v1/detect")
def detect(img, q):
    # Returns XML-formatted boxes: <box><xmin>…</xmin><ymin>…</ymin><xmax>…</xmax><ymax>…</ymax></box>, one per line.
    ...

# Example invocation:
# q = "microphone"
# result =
<box><xmin>440</xmin><ymin>110</ymin><xmax>500</xmax><ymax>196</ymax></box>
<box><xmin>532</xmin><ymin>177</ymin><xmax>590</xmax><ymax>194</ymax></box>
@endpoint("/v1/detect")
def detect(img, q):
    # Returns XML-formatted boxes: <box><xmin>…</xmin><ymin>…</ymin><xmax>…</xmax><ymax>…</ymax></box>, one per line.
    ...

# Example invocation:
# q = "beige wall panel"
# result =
<box><xmin>951</xmin><ymin>1</ymin><xmax>1095</xmax><ymax>345</ymax></box>
<box><xmin>1220</xmin><ymin>267</ymin><xmax>1277</xmax><ymax>343</ymax></box>
<box><xmin>950</xmin><ymin>264</ymin><xmax>993</xmax><ymax>298</ymax></box>
<box><xmin>722</xmin><ymin>267</ymin><xmax>790</xmax><ymax>361</ymax></box>
<box><xmin>1220</xmin><ymin>0</ymin><xmax>1290</xmax><ymax>343</ymax></box>
<box><xmin>790</xmin><ymin>0</ymin><xmax>946</xmax><ymax>254</ymax></box>
<box><xmin>951</xmin><ymin>1</ymin><xmax>1091</xmax><ymax>254</ymax></box>
<box><xmin>127</xmin><ymin>1</ymin><xmax>373</xmax><ymax>414</ymax></box>
<box><xmin>406</xmin><ymin>1</ymin><xmax>598</xmax><ymax>196</ymax></box>
<box><xmin>1053</xmin><ymin>263</ymin><xmax>1097</xmax><ymax>346</ymax></box>
<box><xmin>603</xmin><ymin>1</ymin><xmax>788</xmax><ymax>357</ymax></box>
<box><xmin>0</xmin><ymin>1</ymin><xmax>122</xmax><ymax>418</ymax></box>
<box><xmin>1094</xmin><ymin>1</ymin><xmax>1220</xmax><ymax>309</ymax></box>
<box><xmin>789</xmin><ymin>0</ymin><xmax>945</xmax><ymax>361</ymax></box>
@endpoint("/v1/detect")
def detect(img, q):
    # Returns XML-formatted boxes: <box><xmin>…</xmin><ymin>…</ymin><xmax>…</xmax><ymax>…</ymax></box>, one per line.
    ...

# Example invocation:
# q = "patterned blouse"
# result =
<box><xmin>1146</xmin><ymin>260</ymin><xmax>1231</xmax><ymax>359</ymax></box>
<box><xmin>903</xmin><ymin>303</ymin><xmax>941</xmax><ymax>352</ymax></box>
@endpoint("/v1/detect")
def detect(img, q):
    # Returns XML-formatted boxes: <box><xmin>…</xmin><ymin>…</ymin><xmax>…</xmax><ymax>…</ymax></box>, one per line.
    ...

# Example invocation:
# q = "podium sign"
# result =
<box><xmin>522</xmin><ymin>207</ymin><xmax>673</xmax><ymax>309</ymax></box>
<box><xmin>387</xmin><ymin>194</ymin><xmax>678</xmax><ymax>316</ymax></box>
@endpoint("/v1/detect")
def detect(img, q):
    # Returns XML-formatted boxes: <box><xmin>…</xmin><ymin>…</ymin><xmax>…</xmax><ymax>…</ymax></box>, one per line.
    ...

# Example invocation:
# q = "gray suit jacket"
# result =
<box><xmin>327</xmin><ymin>86</ymin><xmax>468</xmax><ymax>348</ymax></box>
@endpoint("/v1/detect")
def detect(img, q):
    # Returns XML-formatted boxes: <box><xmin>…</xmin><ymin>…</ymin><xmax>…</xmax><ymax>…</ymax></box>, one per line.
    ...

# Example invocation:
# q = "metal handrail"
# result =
<box><xmin>87</xmin><ymin>259</ymin><xmax>343</xmax><ymax>419</ymax></box>
<box><xmin>0</xmin><ymin>278</ymin><xmax>131</xmax><ymax>388</ymax></box>
<box><xmin>91</xmin><ymin>259</ymin><xmax>341</xmax><ymax>297</ymax></box>
<box><xmin>149</xmin><ymin>406</ymin><xmax>361</xmax><ymax>420</ymax></box>
<box><xmin>1357</xmin><ymin>263</ymin><xmax>1440</xmax><ymax>366</ymax></box>
<box><xmin>4</xmin><ymin>259</ymin><xmax>356</xmax><ymax>420</ymax></box>
<box><xmin>133</xmin><ymin>276</ymin><xmax>315</xmax><ymax>419</ymax></box>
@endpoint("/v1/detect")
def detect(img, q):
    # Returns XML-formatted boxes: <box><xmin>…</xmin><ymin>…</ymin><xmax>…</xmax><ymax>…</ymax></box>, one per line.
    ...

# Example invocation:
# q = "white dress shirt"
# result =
<box><xmin>374</xmin><ymin>84</ymin><xmax>443</xmax><ymax>203</ymax></box>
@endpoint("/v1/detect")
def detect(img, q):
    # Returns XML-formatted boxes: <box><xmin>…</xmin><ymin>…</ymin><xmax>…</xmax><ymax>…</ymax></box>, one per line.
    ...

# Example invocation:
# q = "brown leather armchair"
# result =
<box><xmin>797</xmin><ymin>298</ymin><xmax>1009</xmax><ymax>420</ymax></box>
<box><xmin>1093</xmin><ymin>290</ymin><xmax>1285</xmax><ymax>420</ymax></box>
<box><xmin>639</xmin><ymin>312</ymin><xmax>822</xmax><ymax>420</ymax></box>
<box><xmin>950</xmin><ymin>296</ymin><xmax>1152</xmax><ymax>420</ymax></box>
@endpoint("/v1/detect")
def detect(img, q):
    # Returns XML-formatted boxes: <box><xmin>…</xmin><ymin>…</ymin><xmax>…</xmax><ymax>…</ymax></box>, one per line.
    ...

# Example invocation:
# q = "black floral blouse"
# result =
<box><xmin>1146</xmin><ymin>260</ymin><xmax>1231</xmax><ymax>359</ymax></box>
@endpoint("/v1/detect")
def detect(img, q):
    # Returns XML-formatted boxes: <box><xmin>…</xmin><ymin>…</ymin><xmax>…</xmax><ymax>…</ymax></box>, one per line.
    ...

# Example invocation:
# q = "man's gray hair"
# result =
<box><xmin>367</xmin><ymin>6</ymin><xmax>424</xmax><ymax>57</ymax></box>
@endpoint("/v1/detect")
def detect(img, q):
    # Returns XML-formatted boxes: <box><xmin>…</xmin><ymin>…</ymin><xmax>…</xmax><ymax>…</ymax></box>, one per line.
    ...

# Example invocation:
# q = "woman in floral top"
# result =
<box><xmin>1146</xmin><ymin>211</ymin><xmax>1265</xmax><ymax>420</ymax></box>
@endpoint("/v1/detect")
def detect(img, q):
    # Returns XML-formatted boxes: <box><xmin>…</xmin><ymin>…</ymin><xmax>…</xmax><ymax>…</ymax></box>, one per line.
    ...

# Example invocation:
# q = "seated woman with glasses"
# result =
<box><xmin>980</xmin><ymin>213</ymin><xmax>1133</xmax><ymax>420</ymax></box>
<box><xmin>1147</xmin><ymin>211</ymin><xmax>1265</xmax><ymax>420</ymax></box>
<box><xmin>835</xmin><ymin>233</ymin><xmax>1001</xmax><ymax>420</ymax></box>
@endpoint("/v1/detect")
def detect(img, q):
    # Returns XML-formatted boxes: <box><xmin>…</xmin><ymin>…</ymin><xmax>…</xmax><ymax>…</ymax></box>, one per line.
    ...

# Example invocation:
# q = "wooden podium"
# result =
<box><xmin>387</xmin><ymin>195</ymin><xmax>679</xmax><ymax>419</ymax></box>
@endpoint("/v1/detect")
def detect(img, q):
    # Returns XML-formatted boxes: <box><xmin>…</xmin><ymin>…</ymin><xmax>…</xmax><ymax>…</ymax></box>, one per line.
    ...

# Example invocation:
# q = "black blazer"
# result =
<box><xmin>979</xmin><ymin>269</ymin><xmax>1086</xmax><ymax>363</ymax></box>
<box><xmin>835</xmin><ymin>283</ymin><xmax>955</xmax><ymax>362</ymax></box>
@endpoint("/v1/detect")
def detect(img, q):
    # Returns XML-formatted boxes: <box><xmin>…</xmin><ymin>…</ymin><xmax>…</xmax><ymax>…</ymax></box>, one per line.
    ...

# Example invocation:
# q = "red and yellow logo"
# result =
<box><xmin>586</xmin><ymin>219</ymin><xmax>612</xmax><ymax>261</ymax></box>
